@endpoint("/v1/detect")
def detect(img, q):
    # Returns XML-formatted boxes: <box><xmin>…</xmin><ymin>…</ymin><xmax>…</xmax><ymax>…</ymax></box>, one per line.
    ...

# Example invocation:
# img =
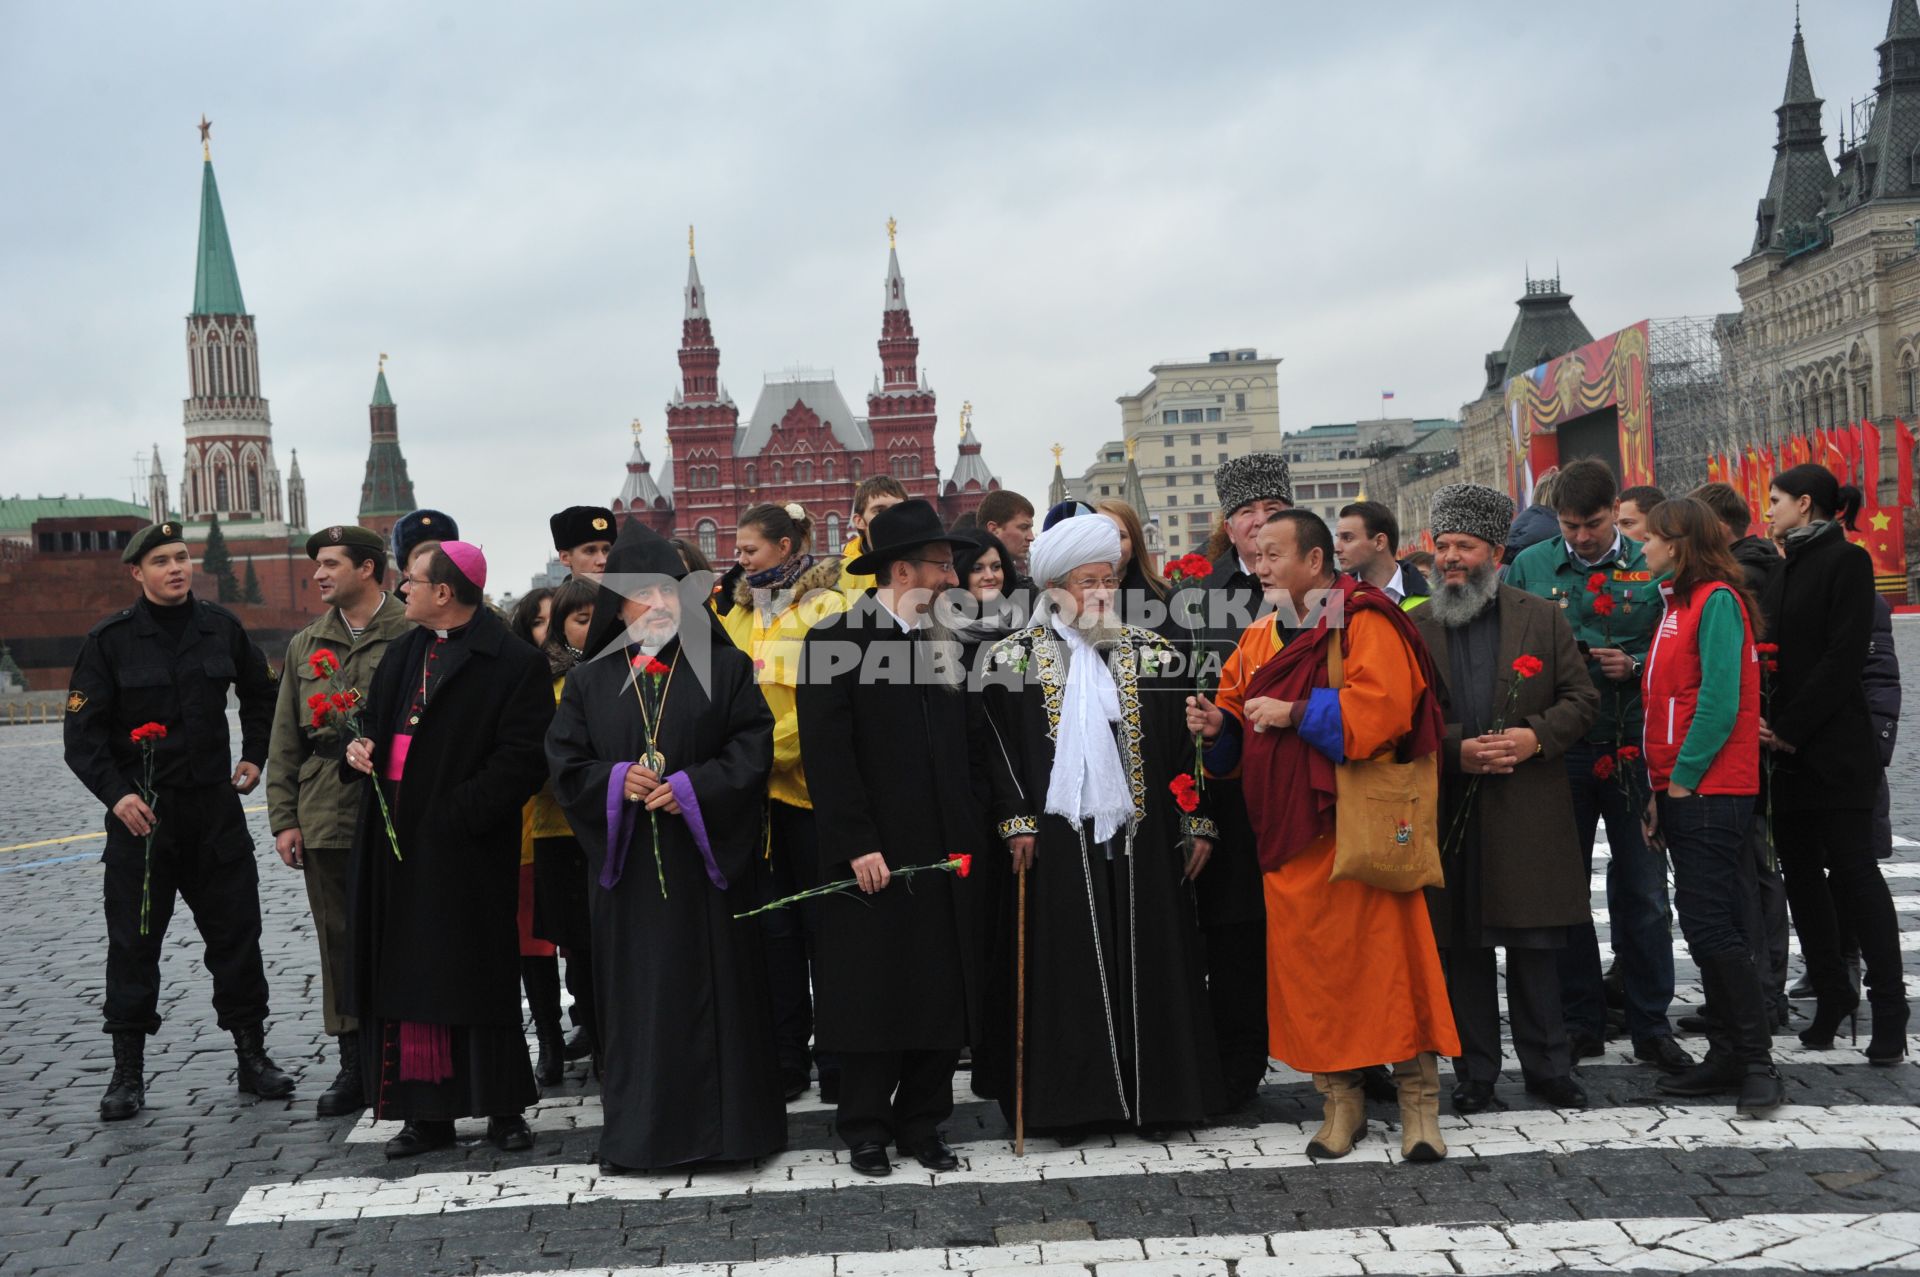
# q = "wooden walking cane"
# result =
<box><xmin>1015</xmin><ymin>864</ymin><xmax>1028</xmax><ymax>1156</ymax></box>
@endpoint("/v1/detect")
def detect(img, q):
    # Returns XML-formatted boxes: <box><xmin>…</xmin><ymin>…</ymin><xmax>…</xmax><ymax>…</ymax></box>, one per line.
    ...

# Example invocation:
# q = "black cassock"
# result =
<box><xmin>547</xmin><ymin>635</ymin><xmax>786</xmax><ymax>1170</ymax></box>
<box><xmin>976</xmin><ymin>621</ymin><xmax>1225</xmax><ymax>1130</ymax></box>
<box><xmin>344</xmin><ymin>607</ymin><xmax>552</xmax><ymax>1120</ymax></box>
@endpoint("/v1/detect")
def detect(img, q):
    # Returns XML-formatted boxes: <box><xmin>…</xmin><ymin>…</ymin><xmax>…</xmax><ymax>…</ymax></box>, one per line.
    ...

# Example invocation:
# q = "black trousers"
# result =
<box><xmin>102</xmin><ymin>787</ymin><xmax>270</xmax><ymax>1035</ymax></box>
<box><xmin>1444</xmin><ymin>946</ymin><xmax>1568</xmax><ymax>1086</ymax></box>
<box><xmin>532</xmin><ymin>836</ymin><xmax>597</xmax><ymax>1040</ymax></box>
<box><xmin>834</xmin><ymin>1048</ymin><xmax>960</xmax><ymax>1150</ymax></box>
<box><xmin>1741</xmin><ymin>813</ymin><xmax>1791</xmax><ymax>1001</ymax></box>
<box><xmin>1205</xmin><ymin>919</ymin><xmax>1269</xmax><ymax>1098</ymax></box>
<box><xmin>760</xmin><ymin>801</ymin><xmax>837</xmax><ymax>1085</ymax></box>
<box><xmin>1773</xmin><ymin>808</ymin><xmax>1906</xmax><ymax>1009</ymax></box>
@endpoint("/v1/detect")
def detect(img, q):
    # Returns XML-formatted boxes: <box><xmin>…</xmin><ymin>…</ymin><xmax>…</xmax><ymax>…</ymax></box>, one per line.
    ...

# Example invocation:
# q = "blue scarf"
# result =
<box><xmin>746</xmin><ymin>554</ymin><xmax>815</xmax><ymax>591</ymax></box>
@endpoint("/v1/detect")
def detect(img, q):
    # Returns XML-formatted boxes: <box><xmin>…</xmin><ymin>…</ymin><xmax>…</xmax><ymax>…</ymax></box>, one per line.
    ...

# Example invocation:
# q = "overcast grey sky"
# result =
<box><xmin>0</xmin><ymin>1</ymin><xmax>1894</xmax><ymax>590</ymax></box>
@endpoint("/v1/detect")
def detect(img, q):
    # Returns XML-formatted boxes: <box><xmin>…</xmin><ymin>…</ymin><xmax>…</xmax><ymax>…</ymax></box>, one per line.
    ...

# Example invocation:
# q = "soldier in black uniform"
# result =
<box><xmin>63</xmin><ymin>521</ymin><xmax>297</xmax><ymax>1120</ymax></box>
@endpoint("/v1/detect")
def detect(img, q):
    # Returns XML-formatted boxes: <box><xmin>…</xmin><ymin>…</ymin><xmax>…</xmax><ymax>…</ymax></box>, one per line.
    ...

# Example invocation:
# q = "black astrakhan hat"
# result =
<box><xmin>550</xmin><ymin>505</ymin><xmax>616</xmax><ymax>552</ymax></box>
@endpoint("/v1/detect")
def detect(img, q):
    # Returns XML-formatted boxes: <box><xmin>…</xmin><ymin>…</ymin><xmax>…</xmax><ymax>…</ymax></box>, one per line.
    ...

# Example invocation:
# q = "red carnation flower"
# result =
<box><xmin>947</xmin><ymin>853</ymin><xmax>973</xmax><ymax>879</ymax></box>
<box><xmin>129</xmin><ymin>722</ymin><xmax>167</xmax><ymax>743</ymax></box>
<box><xmin>1754</xmin><ymin>642</ymin><xmax>1779</xmax><ymax>655</ymax></box>
<box><xmin>306</xmin><ymin>692</ymin><xmax>328</xmax><ymax>711</ymax></box>
<box><xmin>1511</xmin><ymin>654</ymin><xmax>1544</xmax><ymax>679</ymax></box>
<box><xmin>1592</xmin><ymin>754</ymin><xmax>1616</xmax><ymax>781</ymax></box>
<box><xmin>1617</xmin><ymin>746</ymin><xmax>1641</xmax><ymax>763</ymax></box>
<box><xmin>309</xmin><ymin>649</ymin><xmax>340</xmax><ymax>677</ymax></box>
<box><xmin>310</xmin><ymin>709</ymin><xmax>329</xmax><ymax>730</ymax></box>
<box><xmin>644</xmin><ymin>658</ymin><xmax>671</xmax><ymax>677</ymax></box>
<box><xmin>1169</xmin><ymin>773</ymin><xmax>1201</xmax><ymax>813</ymax></box>
<box><xmin>1591</xmin><ymin>592</ymin><xmax>1616</xmax><ymax>618</ymax></box>
<box><xmin>1586</xmin><ymin>572</ymin><xmax>1607</xmax><ymax>594</ymax></box>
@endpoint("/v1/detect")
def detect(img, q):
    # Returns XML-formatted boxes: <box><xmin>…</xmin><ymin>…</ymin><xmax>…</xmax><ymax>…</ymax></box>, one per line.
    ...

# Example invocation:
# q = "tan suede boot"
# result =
<box><xmin>1306</xmin><ymin>1071</ymin><xmax>1367</xmax><ymax>1158</ymax></box>
<box><xmin>1392</xmin><ymin>1053</ymin><xmax>1446</xmax><ymax>1162</ymax></box>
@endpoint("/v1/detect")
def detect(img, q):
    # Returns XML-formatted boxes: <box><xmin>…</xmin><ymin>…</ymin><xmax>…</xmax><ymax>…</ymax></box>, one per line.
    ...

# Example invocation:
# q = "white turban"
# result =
<box><xmin>1027</xmin><ymin>514</ymin><xmax>1121</xmax><ymax>588</ymax></box>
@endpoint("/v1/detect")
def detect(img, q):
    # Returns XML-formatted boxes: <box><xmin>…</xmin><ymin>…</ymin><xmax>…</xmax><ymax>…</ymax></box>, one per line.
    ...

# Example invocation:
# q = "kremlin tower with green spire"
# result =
<box><xmin>179</xmin><ymin>116</ymin><xmax>286</xmax><ymax>531</ymax></box>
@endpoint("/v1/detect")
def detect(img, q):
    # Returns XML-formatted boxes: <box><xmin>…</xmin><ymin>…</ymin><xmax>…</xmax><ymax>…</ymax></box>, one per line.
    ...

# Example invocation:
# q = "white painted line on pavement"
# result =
<box><xmin>479</xmin><ymin>1210</ymin><xmax>1920</xmax><ymax>1276</ymax></box>
<box><xmin>228</xmin><ymin>1102</ymin><xmax>1920</xmax><ymax>1225</ymax></box>
<box><xmin>343</xmin><ymin>1077</ymin><xmax>985</xmax><ymax>1144</ymax></box>
<box><xmin>340</xmin><ymin>1035</ymin><xmax>1920</xmax><ymax>1145</ymax></box>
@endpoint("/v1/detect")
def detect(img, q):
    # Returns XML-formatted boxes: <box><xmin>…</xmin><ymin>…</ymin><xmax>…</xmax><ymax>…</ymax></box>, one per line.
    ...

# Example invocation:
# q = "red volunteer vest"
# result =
<box><xmin>1642</xmin><ymin>579</ymin><xmax>1761</xmax><ymax>795</ymax></box>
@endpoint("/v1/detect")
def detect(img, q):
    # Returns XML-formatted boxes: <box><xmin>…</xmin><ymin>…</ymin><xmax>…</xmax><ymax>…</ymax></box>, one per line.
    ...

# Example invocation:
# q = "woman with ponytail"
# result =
<box><xmin>718</xmin><ymin>503</ymin><xmax>849</xmax><ymax>1100</ymax></box>
<box><xmin>1762</xmin><ymin>464</ymin><xmax>1907</xmax><ymax>1062</ymax></box>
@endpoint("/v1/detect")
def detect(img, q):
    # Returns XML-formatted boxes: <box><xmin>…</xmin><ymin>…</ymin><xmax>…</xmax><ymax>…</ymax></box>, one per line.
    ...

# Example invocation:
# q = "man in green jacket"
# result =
<box><xmin>265</xmin><ymin>523</ymin><xmax>414</xmax><ymax>1116</ymax></box>
<box><xmin>1504</xmin><ymin>459</ymin><xmax>1691</xmax><ymax>1075</ymax></box>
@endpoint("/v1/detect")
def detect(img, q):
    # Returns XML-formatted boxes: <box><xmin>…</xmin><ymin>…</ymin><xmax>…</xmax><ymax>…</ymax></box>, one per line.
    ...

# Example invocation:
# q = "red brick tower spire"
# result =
<box><xmin>865</xmin><ymin>218</ymin><xmax>939</xmax><ymax>503</ymax></box>
<box><xmin>664</xmin><ymin>227</ymin><xmax>741</xmax><ymax>559</ymax></box>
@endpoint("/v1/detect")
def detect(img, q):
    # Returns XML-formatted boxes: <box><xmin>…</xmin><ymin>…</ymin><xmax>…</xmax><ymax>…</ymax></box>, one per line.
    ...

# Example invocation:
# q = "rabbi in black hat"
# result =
<box><xmin>546</xmin><ymin>519</ymin><xmax>784</xmax><ymax>1172</ymax></box>
<box><xmin>793</xmin><ymin>500</ymin><xmax>1003</xmax><ymax>1178</ymax></box>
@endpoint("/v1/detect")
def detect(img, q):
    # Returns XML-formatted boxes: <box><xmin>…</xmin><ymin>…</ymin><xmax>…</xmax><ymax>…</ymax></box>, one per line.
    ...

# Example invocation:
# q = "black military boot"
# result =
<box><xmin>233</xmin><ymin>1025</ymin><xmax>296</xmax><ymax>1099</ymax></box>
<box><xmin>316</xmin><ymin>1031</ymin><xmax>365</xmax><ymax>1117</ymax></box>
<box><xmin>100</xmin><ymin>1031</ymin><xmax>146</xmax><ymax>1121</ymax></box>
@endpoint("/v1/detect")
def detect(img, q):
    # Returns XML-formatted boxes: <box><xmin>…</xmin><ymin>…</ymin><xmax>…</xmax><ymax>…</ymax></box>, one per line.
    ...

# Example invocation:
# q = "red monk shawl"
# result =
<box><xmin>1241</xmin><ymin>575</ymin><xmax>1445</xmax><ymax>872</ymax></box>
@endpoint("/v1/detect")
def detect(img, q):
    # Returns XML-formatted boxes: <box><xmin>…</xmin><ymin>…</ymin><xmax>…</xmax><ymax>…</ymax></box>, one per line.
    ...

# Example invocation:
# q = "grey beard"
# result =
<box><xmin>1426</xmin><ymin>560</ymin><xmax>1500</xmax><ymax>627</ymax></box>
<box><xmin>1053</xmin><ymin>610</ymin><xmax>1125</xmax><ymax>651</ymax></box>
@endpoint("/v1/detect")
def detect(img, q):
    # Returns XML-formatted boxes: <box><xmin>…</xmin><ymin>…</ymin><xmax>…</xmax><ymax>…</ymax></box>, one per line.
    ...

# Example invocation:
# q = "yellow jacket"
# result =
<box><xmin>525</xmin><ymin>673</ymin><xmax>572</xmax><ymax>846</ymax></box>
<box><xmin>716</xmin><ymin>557</ymin><xmax>847</xmax><ymax>808</ymax></box>
<box><xmin>836</xmin><ymin>534</ymin><xmax>876</xmax><ymax>603</ymax></box>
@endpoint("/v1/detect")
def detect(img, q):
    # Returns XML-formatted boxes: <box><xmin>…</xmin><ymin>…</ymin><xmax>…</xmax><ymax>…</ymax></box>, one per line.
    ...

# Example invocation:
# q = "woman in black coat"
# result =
<box><xmin>1761</xmin><ymin>464</ymin><xmax>1906</xmax><ymax>1062</ymax></box>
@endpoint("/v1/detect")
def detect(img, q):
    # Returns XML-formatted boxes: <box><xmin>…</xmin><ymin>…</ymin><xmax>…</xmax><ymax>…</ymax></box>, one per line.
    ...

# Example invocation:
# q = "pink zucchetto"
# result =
<box><xmin>440</xmin><ymin>541</ymin><xmax>487</xmax><ymax>592</ymax></box>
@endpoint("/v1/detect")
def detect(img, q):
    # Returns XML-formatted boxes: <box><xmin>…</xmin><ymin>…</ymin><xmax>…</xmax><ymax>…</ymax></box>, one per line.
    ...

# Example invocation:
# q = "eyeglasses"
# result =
<box><xmin>1064</xmin><ymin>576</ymin><xmax>1120</xmax><ymax>591</ymax></box>
<box><xmin>905</xmin><ymin>558</ymin><xmax>958</xmax><ymax>574</ymax></box>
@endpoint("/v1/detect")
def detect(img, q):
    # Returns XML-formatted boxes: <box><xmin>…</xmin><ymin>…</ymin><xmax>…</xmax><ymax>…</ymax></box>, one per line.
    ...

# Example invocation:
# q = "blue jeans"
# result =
<box><xmin>1659</xmin><ymin>792</ymin><xmax>1754</xmax><ymax>963</ymax></box>
<box><xmin>1557</xmin><ymin>742</ymin><xmax>1675</xmax><ymax>1043</ymax></box>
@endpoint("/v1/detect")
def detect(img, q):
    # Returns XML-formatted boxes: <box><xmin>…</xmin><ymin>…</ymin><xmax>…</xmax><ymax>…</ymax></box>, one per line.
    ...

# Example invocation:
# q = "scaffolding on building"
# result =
<box><xmin>1644</xmin><ymin>314</ymin><xmax>1764</xmax><ymax>494</ymax></box>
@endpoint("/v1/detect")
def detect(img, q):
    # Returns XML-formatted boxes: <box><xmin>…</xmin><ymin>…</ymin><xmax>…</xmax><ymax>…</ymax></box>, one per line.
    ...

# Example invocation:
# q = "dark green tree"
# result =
<box><xmin>202</xmin><ymin>513</ymin><xmax>240</xmax><ymax>603</ymax></box>
<box><xmin>242</xmin><ymin>557</ymin><xmax>264</xmax><ymax>605</ymax></box>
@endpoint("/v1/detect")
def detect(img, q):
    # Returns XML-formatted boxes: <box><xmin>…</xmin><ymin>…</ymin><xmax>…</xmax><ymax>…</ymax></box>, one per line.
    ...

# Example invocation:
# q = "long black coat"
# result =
<box><xmin>1410</xmin><ymin>587</ymin><xmax>1599</xmax><ymax>945</ymax></box>
<box><xmin>975</xmin><ymin>622</ymin><xmax>1224</xmax><ymax>1128</ymax></box>
<box><xmin>1176</xmin><ymin>554</ymin><xmax>1266</xmax><ymax>929</ymax></box>
<box><xmin>795</xmin><ymin>593</ymin><xmax>996</xmax><ymax>1053</ymax></box>
<box><xmin>547</xmin><ymin>637</ymin><xmax>785</xmax><ymax>1169</ymax></box>
<box><xmin>1762</xmin><ymin>523</ymin><xmax>1879</xmax><ymax>813</ymax></box>
<box><xmin>344</xmin><ymin>607</ymin><xmax>555</xmax><ymax>1029</ymax></box>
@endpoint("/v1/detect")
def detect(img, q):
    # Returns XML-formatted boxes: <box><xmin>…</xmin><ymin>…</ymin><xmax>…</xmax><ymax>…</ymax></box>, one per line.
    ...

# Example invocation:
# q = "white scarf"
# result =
<box><xmin>1044</xmin><ymin>615</ymin><xmax>1133</xmax><ymax>845</ymax></box>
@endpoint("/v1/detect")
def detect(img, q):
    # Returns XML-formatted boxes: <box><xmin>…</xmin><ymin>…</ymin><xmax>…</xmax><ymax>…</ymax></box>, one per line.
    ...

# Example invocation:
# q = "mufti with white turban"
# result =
<box><xmin>972</xmin><ymin>518</ymin><xmax>1227</xmax><ymax>1138</ymax></box>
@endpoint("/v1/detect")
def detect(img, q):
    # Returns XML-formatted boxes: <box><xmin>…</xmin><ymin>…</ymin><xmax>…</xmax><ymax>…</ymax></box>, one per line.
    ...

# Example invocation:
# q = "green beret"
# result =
<box><xmin>305</xmin><ymin>523</ymin><xmax>388</xmax><ymax>559</ymax></box>
<box><xmin>122</xmin><ymin>521</ymin><xmax>186</xmax><ymax>564</ymax></box>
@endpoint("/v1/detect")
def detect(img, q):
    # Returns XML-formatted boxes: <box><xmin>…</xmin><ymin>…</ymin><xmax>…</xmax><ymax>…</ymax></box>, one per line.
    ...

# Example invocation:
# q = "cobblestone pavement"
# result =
<box><xmin>4</xmin><ymin>625</ymin><xmax>1920</xmax><ymax>1276</ymax></box>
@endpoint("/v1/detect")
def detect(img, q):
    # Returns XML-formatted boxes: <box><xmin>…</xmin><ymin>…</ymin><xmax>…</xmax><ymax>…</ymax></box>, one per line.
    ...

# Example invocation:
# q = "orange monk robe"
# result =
<box><xmin>1215</xmin><ymin>609</ymin><xmax>1459</xmax><ymax>1074</ymax></box>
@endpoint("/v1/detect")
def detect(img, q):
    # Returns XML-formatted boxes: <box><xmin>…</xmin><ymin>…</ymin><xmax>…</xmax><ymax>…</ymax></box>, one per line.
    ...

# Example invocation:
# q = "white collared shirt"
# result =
<box><xmin>1381</xmin><ymin>564</ymin><xmax>1406</xmax><ymax>603</ymax></box>
<box><xmin>1568</xmin><ymin>530</ymin><xmax>1624</xmax><ymax>571</ymax></box>
<box><xmin>875</xmin><ymin>595</ymin><xmax>922</xmax><ymax>634</ymax></box>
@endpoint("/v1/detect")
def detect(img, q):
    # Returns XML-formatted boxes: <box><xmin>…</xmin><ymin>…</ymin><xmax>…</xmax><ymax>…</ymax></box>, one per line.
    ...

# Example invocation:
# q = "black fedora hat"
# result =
<box><xmin>846</xmin><ymin>499</ymin><xmax>963</xmax><ymax>575</ymax></box>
